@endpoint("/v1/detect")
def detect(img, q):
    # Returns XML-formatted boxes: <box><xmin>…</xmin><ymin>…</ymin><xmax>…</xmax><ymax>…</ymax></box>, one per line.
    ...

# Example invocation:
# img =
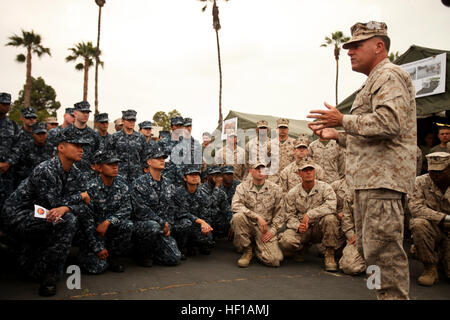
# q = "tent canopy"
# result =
<box><xmin>337</xmin><ymin>45</ymin><xmax>450</xmax><ymax>117</ymax></box>
<box><xmin>216</xmin><ymin>110</ymin><xmax>313</xmax><ymax>138</ymax></box>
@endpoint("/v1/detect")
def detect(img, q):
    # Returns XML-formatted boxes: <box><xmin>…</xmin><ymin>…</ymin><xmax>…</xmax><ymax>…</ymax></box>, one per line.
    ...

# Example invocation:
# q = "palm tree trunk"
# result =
<box><xmin>215</xmin><ymin>29</ymin><xmax>223</xmax><ymax>126</ymax></box>
<box><xmin>94</xmin><ymin>5</ymin><xmax>102</xmax><ymax>115</ymax></box>
<box><xmin>83</xmin><ymin>58</ymin><xmax>89</xmax><ymax>101</ymax></box>
<box><xmin>25</xmin><ymin>47</ymin><xmax>32</xmax><ymax>107</ymax></box>
<box><xmin>335</xmin><ymin>58</ymin><xmax>339</xmax><ymax>106</ymax></box>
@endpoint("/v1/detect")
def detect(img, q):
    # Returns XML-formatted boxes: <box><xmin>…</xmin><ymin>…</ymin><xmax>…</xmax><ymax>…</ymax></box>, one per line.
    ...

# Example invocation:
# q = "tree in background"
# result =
<box><xmin>65</xmin><ymin>41</ymin><xmax>103</xmax><ymax>102</ymax></box>
<box><xmin>94</xmin><ymin>0</ymin><xmax>106</xmax><ymax>115</ymax></box>
<box><xmin>320</xmin><ymin>31</ymin><xmax>350</xmax><ymax>105</ymax></box>
<box><xmin>389</xmin><ymin>51</ymin><xmax>400</xmax><ymax>63</ymax></box>
<box><xmin>5</xmin><ymin>30</ymin><xmax>51</xmax><ymax>108</ymax></box>
<box><xmin>8</xmin><ymin>76</ymin><xmax>61</xmax><ymax>125</ymax></box>
<box><xmin>199</xmin><ymin>0</ymin><xmax>229</xmax><ymax>125</ymax></box>
<box><xmin>153</xmin><ymin>109</ymin><xmax>182</xmax><ymax>131</ymax></box>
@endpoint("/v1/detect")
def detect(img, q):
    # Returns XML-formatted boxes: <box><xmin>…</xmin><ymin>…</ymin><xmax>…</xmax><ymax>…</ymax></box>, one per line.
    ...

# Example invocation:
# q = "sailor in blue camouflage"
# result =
<box><xmin>10</xmin><ymin>122</ymin><xmax>55</xmax><ymax>184</ymax></box>
<box><xmin>59</xmin><ymin>101</ymin><xmax>100</xmax><ymax>182</ymax></box>
<box><xmin>173</xmin><ymin>165</ymin><xmax>215</xmax><ymax>255</ymax></box>
<box><xmin>131</xmin><ymin>142</ymin><xmax>184</xmax><ymax>266</ymax></box>
<box><xmin>220</xmin><ymin>165</ymin><xmax>241</xmax><ymax>206</ymax></box>
<box><xmin>138</xmin><ymin>121</ymin><xmax>156</xmax><ymax>151</ymax></box>
<box><xmin>199</xmin><ymin>166</ymin><xmax>233</xmax><ymax>239</ymax></box>
<box><xmin>12</xmin><ymin>107</ymin><xmax>38</xmax><ymax>186</ymax></box>
<box><xmin>106</xmin><ymin>109</ymin><xmax>147</xmax><ymax>186</ymax></box>
<box><xmin>0</xmin><ymin>92</ymin><xmax>19</xmax><ymax>213</ymax></box>
<box><xmin>0</xmin><ymin>125</ymin><xmax>91</xmax><ymax>296</ymax></box>
<box><xmin>77</xmin><ymin>150</ymin><xmax>133</xmax><ymax>274</ymax></box>
<box><xmin>94</xmin><ymin>112</ymin><xmax>111</xmax><ymax>149</ymax></box>
<box><xmin>161</xmin><ymin>116</ymin><xmax>185</xmax><ymax>184</ymax></box>
<box><xmin>46</xmin><ymin>107</ymin><xmax>75</xmax><ymax>147</ymax></box>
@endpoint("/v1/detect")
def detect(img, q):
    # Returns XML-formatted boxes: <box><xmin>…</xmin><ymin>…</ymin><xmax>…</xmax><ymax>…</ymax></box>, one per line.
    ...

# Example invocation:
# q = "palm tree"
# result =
<box><xmin>389</xmin><ymin>51</ymin><xmax>400</xmax><ymax>63</ymax></box>
<box><xmin>94</xmin><ymin>0</ymin><xmax>106</xmax><ymax>115</ymax></box>
<box><xmin>199</xmin><ymin>0</ymin><xmax>229</xmax><ymax>126</ymax></box>
<box><xmin>66</xmin><ymin>41</ymin><xmax>103</xmax><ymax>101</ymax></box>
<box><xmin>5</xmin><ymin>30</ymin><xmax>51</xmax><ymax>107</ymax></box>
<box><xmin>321</xmin><ymin>31</ymin><xmax>350</xmax><ymax>105</ymax></box>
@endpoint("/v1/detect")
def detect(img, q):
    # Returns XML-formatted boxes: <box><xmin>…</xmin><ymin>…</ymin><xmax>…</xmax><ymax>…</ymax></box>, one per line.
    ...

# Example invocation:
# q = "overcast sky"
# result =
<box><xmin>1</xmin><ymin>0</ymin><xmax>449</xmax><ymax>139</ymax></box>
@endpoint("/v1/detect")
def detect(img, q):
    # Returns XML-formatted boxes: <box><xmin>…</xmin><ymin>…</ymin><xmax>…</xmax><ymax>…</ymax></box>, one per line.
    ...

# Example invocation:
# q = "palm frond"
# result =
<box><xmin>75</xmin><ymin>63</ymin><xmax>84</xmax><ymax>71</ymax></box>
<box><xmin>16</xmin><ymin>54</ymin><xmax>26</xmax><ymax>63</ymax></box>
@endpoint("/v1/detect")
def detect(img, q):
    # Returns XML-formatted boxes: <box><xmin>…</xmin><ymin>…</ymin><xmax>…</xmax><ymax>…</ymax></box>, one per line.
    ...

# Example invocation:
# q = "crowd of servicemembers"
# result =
<box><xmin>0</xmin><ymin>90</ymin><xmax>448</xmax><ymax>299</ymax></box>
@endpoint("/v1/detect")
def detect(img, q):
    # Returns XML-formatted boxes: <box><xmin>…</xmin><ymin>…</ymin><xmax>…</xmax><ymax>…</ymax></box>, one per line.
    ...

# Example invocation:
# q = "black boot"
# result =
<box><xmin>108</xmin><ymin>257</ymin><xmax>125</xmax><ymax>273</ymax></box>
<box><xmin>39</xmin><ymin>274</ymin><xmax>57</xmax><ymax>297</ymax></box>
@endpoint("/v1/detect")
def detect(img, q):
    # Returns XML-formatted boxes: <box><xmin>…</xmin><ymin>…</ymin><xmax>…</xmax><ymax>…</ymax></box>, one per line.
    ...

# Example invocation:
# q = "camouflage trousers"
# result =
<box><xmin>278</xmin><ymin>214</ymin><xmax>340</xmax><ymax>256</ymax></box>
<box><xmin>354</xmin><ymin>189</ymin><xmax>409</xmax><ymax>300</ymax></box>
<box><xmin>186</xmin><ymin>222</ymin><xmax>215</xmax><ymax>251</ymax></box>
<box><xmin>5</xmin><ymin>210</ymin><xmax>78</xmax><ymax>281</ymax></box>
<box><xmin>77</xmin><ymin>219</ymin><xmax>134</xmax><ymax>274</ymax></box>
<box><xmin>210</xmin><ymin>212</ymin><xmax>232</xmax><ymax>239</ymax></box>
<box><xmin>230</xmin><ymin>212</ymin><xmax>283</xmax><ymax>267</ymax></box>
<box><xmin>133</xmin><ymin>218</ymin><xmax>191</xmax><ymax>266</ymax></box>
<box><xmin>339</xmin><ymin>242</ymin><xmax>366</xmax><ymax>275</ymax></box>
<box><xmin>410</xmin><ymin>217</ymin><xmax>450</xmax><ymax>278</ymax></box>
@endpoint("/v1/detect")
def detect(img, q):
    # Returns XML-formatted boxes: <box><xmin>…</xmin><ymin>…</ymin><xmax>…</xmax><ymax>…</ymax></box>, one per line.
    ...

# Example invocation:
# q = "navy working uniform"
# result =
<box><xmin>220</xmin><ymin>166</ymin><xmax>241</xmax><ymax>206</ymax></box>
<box><xmin>77</xmin><ymin>150</ymin><xmax>134</xmax><ymax>274</ymax></box>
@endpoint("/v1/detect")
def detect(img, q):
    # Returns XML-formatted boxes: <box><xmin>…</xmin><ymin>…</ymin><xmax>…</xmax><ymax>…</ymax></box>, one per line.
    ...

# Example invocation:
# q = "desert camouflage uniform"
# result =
<box><xmin>408</xmin><ymin>174</ymin><xmax>450</xmax><ymax>278</ymax></box>
<box><xmin>338</xmin><ymin>57</ymin><xmax>416</xmax><ymax>300</ymax></box>
<box><xmin>308</xmin><ymin>139</ymin><xmax>345</xmax><ymax>184</ymax></box>
<box><xmin>278</xmin><ymin>180</ymin><xmax>339</xmax><ymax>255</ymax></box>
<box><xmin>215</xmin><ymin>145</ymin><xmax>246</xmax><ymax>181</ymax></box>
<box><xmin>0</xmin><ymin>117</ymin><xmax>19</xmax><ymax>211</ymax></box>
<box><xmin>245</xmin><ymin>136</ymin><xmax>272</xmax><ymax>178</ymax></box>
<box><xmin>1</xmin><ymin>157</ymin><xmax>83</xmax><ymax>281</ymax></box>
<box><xmin>231</xmin><ymin>179</ymin><xmax>285</xmax><ymax>267</ymax></box>
<box><xmin>173</xmin><ymin>185</ymin><xmax>215</xmax><ymax>251</ymax></box>
<box><xmin>279</xmin><ymin>157</ymin><xmax>325</xmax><ymax>193</ymax></box>
<box><xmin>76</xmin><ymin>175</ymin><xmax>134</xmax><ymax>274</ymax></box>
<box><xmin>270</xmin><ymin>136</ymin><xmax>295</xmax><ymax>175</ymax></box>
<box><xmin>199</xmin><ymin>182</ymin><xmax>233</xmax><ymax>238</ymax></box>
<box><xmin>107</xmin><ymin>130</ymin><xmax>147</xmax><ymax>186</ymax></box>
<box><xmin>220</xmin><ymin>180</ymin><xmax>241</xmax><ymax>206</ymax></box>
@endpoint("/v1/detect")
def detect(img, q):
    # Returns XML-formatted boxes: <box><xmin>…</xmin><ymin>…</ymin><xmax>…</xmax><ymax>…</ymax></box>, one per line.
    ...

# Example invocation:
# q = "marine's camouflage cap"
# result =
<box><xmin>146</xmin><ymin>142</ymin><xmax>168</xmax><ymax>160</ymax></box>
<box><xmin>221</xmin><ymin>165</ymin><xmax>234</xmax><ymax>174</ymax></box>
<box><xmin>0</xmin><ymin>92</ymin><xmax>12</xmax><ymax>105</ymax></box>
<box><xmin>184</xmin><ymin>164</ymin><xmax>202</xmax><ymax>176</ymax></box>
<box><xmin>298</xmin><ymin>158</ymin><xmax>316</xmax><ymax>170</ymax></box>
<box><xmin>343</xmin><ymin>21</ymin><xmax>388</xmax><ymax>49</ymax></box>
<box><xmin>114</xmin><ymin>118</ymin><xmax>123</xmax><ymax>126</ymax></box>
<box><xmin>294</xmin><ymin>135</ymin><xmax>310</xmax><ymax>148</ymax></box>
<box><xmin>251</xmin><ymin>161</ymin><xmax>267</xmax><ymax>169</ymax></box>
<box><xmin>94</xmin><ymin>113</ymin><xmax>109</xmax><ymax>123</ymax></box>
<box><xmin>65</xmin><ymin>107</ymin><xmax>75</xmax><ymax>115</ymax></box>
<box><xmin>170</xmin><ymin>116</ymin><xmax>184</xmax><ymax>126</ymax></box>
<box><xmin>225</xmin><ymin>129</ymin><xmax>237</xmax><ymax>137</ymax></box>
<box><xmin>256</xmin><ymin>120</ymin><xmax>269</xmax><ymax>128</ymax></box>
<box><xmin>74</xmin><ymin>101</ymin><xmax>91</xmax><ymax>112</ymax></box>
<box><xmin>45</xmin><ymin>116</ymin><xmax>58</xmax><ymax>124</ymax></box>
<box><xmin>277</xmin><ymin>118</ymin><xmax>289</xmax><ymax>128</ymax></box>
<box><xmin>139</xmin><ymin>121</ymin><xmax>152</xmax><ymax>129</ymax></box>
<box><xmin>57</xmin><ymin>125</ymin><xmax>90</xmax><ymax>145</ymax></box>
<box><xmin>32</xmin><ymin>122</ymin><xmax>48</xmax><ymax>134</ymax></box>
<box><xmin>122</xmin><ymin>109</ymin><xmax>137</xmax><ymax>121</ymax></box>
<box><xmin>183</xmin><ymin>117</ymin><xmax>192</xmax><ymax>127</ymax></box>
<box><xmin>93</xmin><ymin>150</ymin><xmax>120</xmax><ymax>164</ymax></box>
<box><xmin>21</xmin><ymin>107</ymin><xmax>37</xmax><ymax>118</ymax></box>
<box><xmin>426</xmin><ymin>152</ymin><xmax>450</xmax><ymax>171</ymax></box>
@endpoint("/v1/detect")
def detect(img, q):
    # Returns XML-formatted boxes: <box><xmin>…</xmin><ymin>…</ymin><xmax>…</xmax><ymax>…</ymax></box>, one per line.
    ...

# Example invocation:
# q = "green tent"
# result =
<box><xmin>337</xmin><ymin>45</ymin><xmax>450</xmax><ymax>118</ymax></box>
<box><xmin>216</xmin><ymin>110</ymin><xmax>313</xmax><ymax>138</ymax></box>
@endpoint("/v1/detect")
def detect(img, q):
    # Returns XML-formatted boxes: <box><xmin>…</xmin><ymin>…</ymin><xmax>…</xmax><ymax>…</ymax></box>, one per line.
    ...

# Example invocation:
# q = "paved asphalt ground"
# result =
<box><xmin>0</xmin><ymin>239</ymin><xmax>449</xmax><ymax>300</ymax></box>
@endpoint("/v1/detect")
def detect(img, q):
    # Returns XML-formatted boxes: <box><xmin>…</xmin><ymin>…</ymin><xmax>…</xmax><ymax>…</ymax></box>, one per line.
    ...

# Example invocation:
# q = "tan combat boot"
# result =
<box><xmin>418</xmin><ymin>264</ymin><xmax>438</xmax><ymax>286</ymax></box>
<box><xmin>237</xmin><ymin>245</ymin><xmax>253</xmax><ymax>268</ymax></box>
<box><xmin>324</xmin><ymin>247</ymin><xmax>338</xmax><ymax>272</ymax></box>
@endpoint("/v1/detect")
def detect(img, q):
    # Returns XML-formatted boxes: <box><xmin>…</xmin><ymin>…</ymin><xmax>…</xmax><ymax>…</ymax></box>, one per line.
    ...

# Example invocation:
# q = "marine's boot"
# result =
<box><xmin>237</xmin><ymin>245</ymin><xmax>253</xmax><ymax>268</ymax></box>
<box><xmin>418</xmin><ymin>264</ymin><xmax>438</xmax><ymax>286</ymax></box>
<box><xmin>324</xmin><ymin>247</ymin><xmax>338</xmax><ymax>272</ymax></box>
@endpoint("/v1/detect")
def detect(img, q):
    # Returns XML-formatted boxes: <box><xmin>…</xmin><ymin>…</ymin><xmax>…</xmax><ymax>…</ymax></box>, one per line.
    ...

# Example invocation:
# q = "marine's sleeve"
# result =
<box><xmin>408</xmin><ymin>175</ymin><xmax>447</xmax><ymax>224</ymax></box>
<box><xmin>305</xmin><ymin>183</ymin><xmax>337</xmax><ymax>220</ymax></box>
<box><xmin>284</xmin><ymin>188</ymin><xmax>301</xmax><ymax>231</ymax></box>
<box><xmin>231</xmin><ymin>183</ymin><xmax>259</xmax><ymax>222</ymax></box>
<box><xmin>342</xmin><ymin>71</ymin><xmax>410</xmax><ymax>139</ymax></box>
<box><xmin>269</xmin><ymin>185</ymin><xmax>286</xmax><ymax>235</ymax></box>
